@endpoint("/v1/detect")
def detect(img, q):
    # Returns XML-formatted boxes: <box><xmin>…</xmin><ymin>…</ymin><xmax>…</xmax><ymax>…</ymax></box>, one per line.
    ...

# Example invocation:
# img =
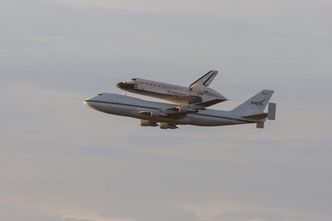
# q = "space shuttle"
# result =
<box><xmin>117</xmin><ymin>70</ymin><xmax>227</xmax><ymax>108</ymax></box>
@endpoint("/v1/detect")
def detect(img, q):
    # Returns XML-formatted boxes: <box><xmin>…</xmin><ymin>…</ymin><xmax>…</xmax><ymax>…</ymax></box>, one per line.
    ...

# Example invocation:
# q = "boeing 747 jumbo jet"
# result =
<box><xmin>117</xmin><ymin>70</ymin><xmax>227</xmax><ymax>108</ymax></box>
<box><xmin>84</xmin><ymin>90</ymin><xmax>276</xmax><ymax>129</ymax></box>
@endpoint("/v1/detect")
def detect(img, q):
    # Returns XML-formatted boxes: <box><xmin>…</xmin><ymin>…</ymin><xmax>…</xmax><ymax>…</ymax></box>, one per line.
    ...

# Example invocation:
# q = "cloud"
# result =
<box><xmin>52</xmin><ymin>0</ymin><xmax>251</xmax><ymax>12</ymax></box>
<box><xmin>52</xmin><ymin>0</ymin><xmax>332</xmax><ymax>16</ymax></box>
<box><xmin>175</xmin><ymin>200</ymin><xmax>307</xmax><ymax>221</ymax></box>
<box><xmin>60</xmin><ymin>213</ymin><xmax>135</xmax><ymax>221</ymax></box>
<box><xmin>50</xmin><ymin>0</ymin><xmax>294</xmax><ymax>13</ymax></box>
<box><xmin>176</xmin><ymin>201</ymin><xmax>271</xmax><ymax>221</ymax></box>
<box><xmin>0</xmin><ymin>81</ymin><xmax>144</xmax><ymax>151</ymax></box>
<box><xmin>1</xmin><ymin>197</ymin><xmax>135</xmax><ymax>221</ymax></box>
<box><xmin>62</xmin><ymin>215</ymin><xmax>133</xmax><ymax>221</ymax></box>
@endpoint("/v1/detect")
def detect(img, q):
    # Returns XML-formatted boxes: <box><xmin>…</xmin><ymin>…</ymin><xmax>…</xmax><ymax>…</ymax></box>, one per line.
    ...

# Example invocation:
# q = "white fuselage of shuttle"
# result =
<box><xmin>117</xmin><ymin>78</ymin><xmax>227</xmax><ymax>105</ymax></box>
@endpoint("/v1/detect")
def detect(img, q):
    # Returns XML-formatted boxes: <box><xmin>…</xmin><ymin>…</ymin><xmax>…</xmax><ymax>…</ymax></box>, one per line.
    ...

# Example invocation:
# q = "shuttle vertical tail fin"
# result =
<box><xmin>189</xmin><ymin>70</ymin><xmax>218</xmax><ymax>89</ymax></box>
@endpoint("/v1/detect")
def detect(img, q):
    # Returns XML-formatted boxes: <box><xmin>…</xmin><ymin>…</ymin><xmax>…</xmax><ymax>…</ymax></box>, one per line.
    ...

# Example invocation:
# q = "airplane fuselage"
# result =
<box><xmin>84</xmin><ymin>93</ymin><xmax>256</xmax><ymax>127</ymax></box>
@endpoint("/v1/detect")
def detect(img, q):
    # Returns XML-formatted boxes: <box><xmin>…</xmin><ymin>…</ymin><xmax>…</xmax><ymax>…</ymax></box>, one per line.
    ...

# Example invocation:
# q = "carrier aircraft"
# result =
<box><xmin>117</xmin><ymin>70</ymin><xmax>227</xmax><ymax>108</ymax></box>
<box><xmin>84</xmin><ymin>90</ymin><xmax>276</xmax><ymax>129</ymax></box>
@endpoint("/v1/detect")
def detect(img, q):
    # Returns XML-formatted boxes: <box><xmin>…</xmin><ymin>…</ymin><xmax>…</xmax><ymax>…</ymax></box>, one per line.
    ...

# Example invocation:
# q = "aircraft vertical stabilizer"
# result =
<box><xmin>231</xmin><ymin>90</ymin><xmax>274</xmax><ymax>116</ymax></box>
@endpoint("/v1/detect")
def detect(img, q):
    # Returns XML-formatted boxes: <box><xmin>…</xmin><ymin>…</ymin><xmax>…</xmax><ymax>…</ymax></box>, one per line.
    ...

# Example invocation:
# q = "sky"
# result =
<box><xmin>1</xmin><ymin>0</ymin><xmax>332</xmax><ymax>221</ymax></box>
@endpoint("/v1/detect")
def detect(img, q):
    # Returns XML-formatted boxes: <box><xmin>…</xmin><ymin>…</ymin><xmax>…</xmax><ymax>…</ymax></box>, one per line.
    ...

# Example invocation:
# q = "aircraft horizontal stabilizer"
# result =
<box><xmin>243</xmin><ymin>113</ymin><xmax>268</xmax><ymax>120</ymax></box>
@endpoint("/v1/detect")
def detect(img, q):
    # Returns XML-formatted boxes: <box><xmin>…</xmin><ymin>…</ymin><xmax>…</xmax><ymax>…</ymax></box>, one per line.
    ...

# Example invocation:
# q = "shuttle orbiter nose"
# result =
<box><xmin>117</xmin><ymin>82</ymin><xmax>136</xmax><ymax>90</ymax></box>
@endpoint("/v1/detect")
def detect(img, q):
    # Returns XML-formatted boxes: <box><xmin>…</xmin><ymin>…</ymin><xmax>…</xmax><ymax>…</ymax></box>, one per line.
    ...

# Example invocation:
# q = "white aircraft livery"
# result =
<box><xmin>84</xmin><ymin>90</ymin><xmax>276</xmax><ymax>129</ymax></box>
<box><xmin>117</xmin><ymin>70</ymin><xmax>227</xmax><ymax>108</ymax></box>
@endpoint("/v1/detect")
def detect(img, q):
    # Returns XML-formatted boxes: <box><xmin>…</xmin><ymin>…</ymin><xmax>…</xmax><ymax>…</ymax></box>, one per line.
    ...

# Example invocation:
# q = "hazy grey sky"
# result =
<box><xmin>1</xmin><ymin>1</ymin><xmax>331</xmax><ymax>221</ymax></box>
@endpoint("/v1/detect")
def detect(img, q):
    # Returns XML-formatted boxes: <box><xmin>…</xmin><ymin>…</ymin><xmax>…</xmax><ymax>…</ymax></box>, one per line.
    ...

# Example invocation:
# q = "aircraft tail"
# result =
<box><xmin>189</xmin><ymin>70</ymin><xmax>218</xmax><ymax>88</ymax></box>
<box><xmin>231</xmin><ymin>90</ymin><xmax>274</xmax><ymax>117</ymax></box>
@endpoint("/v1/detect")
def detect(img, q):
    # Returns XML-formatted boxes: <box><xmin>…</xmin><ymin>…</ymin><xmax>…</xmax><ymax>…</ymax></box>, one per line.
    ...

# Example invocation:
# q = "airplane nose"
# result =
<box><xmin>83</xmin><ymin>95</ymin><xmax>98</xmax><ymax>107</ymax></box>
<box><xmin>84</xmin><ymin>97</ymin><xmax>100</xmax><ymax>111</ymax></box>
<box><xmin>83</xmin><ymin>99</ymin><xmax>93</xmax><ymax>107</ymax></box>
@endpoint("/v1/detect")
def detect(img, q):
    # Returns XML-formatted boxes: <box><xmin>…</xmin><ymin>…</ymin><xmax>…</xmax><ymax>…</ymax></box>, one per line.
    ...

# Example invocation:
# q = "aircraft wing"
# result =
<box><xmin>138</xmin><ymin>100</ymin><xmax>222</xmax><ymax>128</ymax></box>
<box><xmin>138</xmin><ymin>96</ymin><xmax>226</xmax><ymax>121</ymax></box>
<box><xmin>138</xmin><ymin>105</ymin><xmax>196</xmax><ymax>119</ymax></box>
<box><xmin>164</xmin><ymin>98</ymin><xmax>224</xmax><ymax>115</ymax></box>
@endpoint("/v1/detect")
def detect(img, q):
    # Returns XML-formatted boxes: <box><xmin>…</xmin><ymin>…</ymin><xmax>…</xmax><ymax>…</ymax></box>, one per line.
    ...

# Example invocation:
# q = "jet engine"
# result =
<box><xmin>140</xmin><ymin>119</ymin><xmax>158</xmax><ymax>127</ymax></box>
<box><xmin>160</xmin><ymin>123</ymin><xmax>178</xmax><ymax>129</ymax></box>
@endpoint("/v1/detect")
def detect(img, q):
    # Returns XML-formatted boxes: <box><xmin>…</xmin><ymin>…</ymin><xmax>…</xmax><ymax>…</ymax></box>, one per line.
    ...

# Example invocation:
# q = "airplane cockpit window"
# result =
<box><xmin>97</xmin><ymin>93</ymin><xmax>102</xmax><ymax>96</ymax></box>
<box><xmin>131</xmin><ymin>78</ymin><xmax>137</xmax><ymax>81</ymax></box>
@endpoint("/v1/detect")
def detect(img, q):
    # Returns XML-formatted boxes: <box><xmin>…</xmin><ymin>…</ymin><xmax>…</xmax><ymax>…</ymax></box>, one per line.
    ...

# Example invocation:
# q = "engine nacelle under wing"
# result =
<box><xmin>160</xmin><ymin>123</ymin><xmax>178</xmax><ymax>129</ymax></box>
<box><xmin>140</xmin><ymin>119</ymin><xmax>158</xmax><ymax>127</ymax></box>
